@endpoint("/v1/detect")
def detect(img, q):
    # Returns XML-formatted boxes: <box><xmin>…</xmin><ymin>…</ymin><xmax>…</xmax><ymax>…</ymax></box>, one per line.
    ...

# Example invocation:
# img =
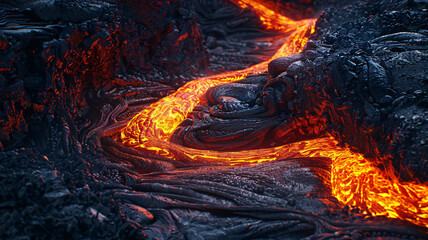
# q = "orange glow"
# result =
<box><xmin>233</xmin><ymin>0</ymin><xmax>309</xmax><ymax>33</ymax></box>
<box><xmin>121</xmin><ymin>18</ymin><xmax>315</xmax><ymax>145</ymax></box>
<box><xmin>140</xmin><ymin>137</ymin><xmax>428</xmax><ymax>229</ymax></box>
<box><xmin>120</xmin><ymin>1</ymin><xmax>428</xmax><ymax>229</ymax></box>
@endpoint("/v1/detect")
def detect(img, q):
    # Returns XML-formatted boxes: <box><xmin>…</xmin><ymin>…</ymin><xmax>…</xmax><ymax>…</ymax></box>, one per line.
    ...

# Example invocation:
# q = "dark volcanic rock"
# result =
<box><xmin>1</xmin><ymin>0</ymin><xmax>428</xmax><ymax>239</ymax></box>
<box><xmin>194</xmin><ymin>0</ymin><xmax>283</xmax><ymax>73</ymax></box>
<box><xmin>0</xmin><ymin>146</ymin><xmax>140</xmax><ymax>239</ymax></box>
<box><xmin>268</xmin><ymin>54</ymin><xmax>303</xmax><ymax>78</ymax></box>
<box><xmin>0</xmin><ymin>0</ymin><xmax>208</xmax><ymax>149</ymax></box>
<box><xmin>285</xmin><ymin>0</ymin><xmax>428</xmax><ymax>181</ymax></box>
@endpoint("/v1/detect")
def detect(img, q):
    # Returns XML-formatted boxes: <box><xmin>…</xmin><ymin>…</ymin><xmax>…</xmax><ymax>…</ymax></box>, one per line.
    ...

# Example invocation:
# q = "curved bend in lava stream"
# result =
<box><xmin>119</xmin><ymin>0</ymin><xmax>428</xmax><ymax>230</ymax></box>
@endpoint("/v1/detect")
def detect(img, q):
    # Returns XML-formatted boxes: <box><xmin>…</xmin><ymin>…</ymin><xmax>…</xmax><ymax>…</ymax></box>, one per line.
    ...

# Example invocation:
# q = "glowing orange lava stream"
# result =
<box><xmin>121</xmin><ymin>0</ymin><xmax>428</xmax><ymax>228</ymax></box>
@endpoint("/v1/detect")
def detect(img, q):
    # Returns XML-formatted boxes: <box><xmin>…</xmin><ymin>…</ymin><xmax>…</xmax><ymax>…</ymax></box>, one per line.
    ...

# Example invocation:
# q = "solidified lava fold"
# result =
<box><xmin>0</xmin><ymin>0</ymin><xmax>427</xmax><ymax>239</ymax></box>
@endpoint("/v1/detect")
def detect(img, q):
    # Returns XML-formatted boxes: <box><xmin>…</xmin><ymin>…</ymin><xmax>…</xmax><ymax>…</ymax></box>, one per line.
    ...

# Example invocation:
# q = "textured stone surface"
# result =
<box><xmin>1</xmin><ymin>0</ymin><xmax>427</xmax><ymax>239</ymax></box>
<box><xmin>0</xmin><ymin>0</ymin><xmax>207</xmax><ymax>149</ymax></box>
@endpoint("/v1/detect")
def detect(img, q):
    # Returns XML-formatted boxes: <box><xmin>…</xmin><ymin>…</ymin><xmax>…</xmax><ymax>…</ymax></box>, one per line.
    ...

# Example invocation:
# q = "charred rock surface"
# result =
<box><xmin>195</xmin><ymin>0</ymin><xmax>284</xmax><ymax>73</ymax></box>
<box><xmin>306</xmin><ymin>0</ymin><xmax>428</xmax><ymax>181</ymax></box>
<box><xmin>0</xmin><ymin>139</ymin><xmax>142</xmax><ymax>239</ymax></box>
<box><xmin>286</xmin><ymin>0</ymin><xmax>428</xmax><ymax>182</ymax></box>
<box><xmin>113</xmin><ymin>158</ymin><xmax>335</xmax><ymax>239</ymax></box>
<box><xmin>0</xmin><ymin>0</ymin><xmax>207</xmax><ymax>149</ymax></box>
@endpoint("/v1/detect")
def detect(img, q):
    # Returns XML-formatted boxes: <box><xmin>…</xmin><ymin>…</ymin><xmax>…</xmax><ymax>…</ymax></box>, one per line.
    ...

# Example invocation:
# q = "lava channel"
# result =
<box><xmin>120</xmin><ymin>0</ymin><xmax>428</xmax><ymax>229</ymax></box>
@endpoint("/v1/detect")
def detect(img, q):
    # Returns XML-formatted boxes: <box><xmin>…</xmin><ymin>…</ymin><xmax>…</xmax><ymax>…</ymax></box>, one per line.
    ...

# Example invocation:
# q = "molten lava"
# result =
<box><xmin>234</xmin><ymin>0</ymin><xmax>309</xmax><ymax>32</ymax></box>
<box><xmin>120</xmin><ymin>0</ymin><xmax>428</xmax><ymax>229</ymax></box>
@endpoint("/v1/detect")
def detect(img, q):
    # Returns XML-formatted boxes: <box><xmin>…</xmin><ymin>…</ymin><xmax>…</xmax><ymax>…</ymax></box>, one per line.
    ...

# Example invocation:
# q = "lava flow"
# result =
<box><xmin>120</xmin><ymin>1</ymin><xmax>428</xmax><ymax>229</ymax></box>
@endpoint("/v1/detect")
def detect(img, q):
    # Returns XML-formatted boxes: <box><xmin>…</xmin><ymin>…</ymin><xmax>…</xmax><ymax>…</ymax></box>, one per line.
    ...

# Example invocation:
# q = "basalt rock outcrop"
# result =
<box><xmin>280</xmin><ymin>0</ymin><xmax>428</xmax><ymax>182</ymax></box>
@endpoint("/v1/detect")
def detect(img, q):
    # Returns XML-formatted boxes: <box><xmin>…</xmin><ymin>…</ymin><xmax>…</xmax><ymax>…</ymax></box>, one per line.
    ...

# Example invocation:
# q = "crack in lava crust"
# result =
<box><xmin>120</xmin><ymin>1</ymin><xmax>428</xmax><ymax>229</ymax></box>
